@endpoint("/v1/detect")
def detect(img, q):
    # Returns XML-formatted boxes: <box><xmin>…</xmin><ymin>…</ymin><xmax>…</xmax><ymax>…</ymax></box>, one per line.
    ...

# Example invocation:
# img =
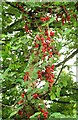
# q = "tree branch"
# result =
<box><xmin>53</xmin><ymin>63</ymin><xmax>65</xmax><ymax>85</ymax></box>
<box><xmin>55</xmin><ymin>49</ymin><xmax>78</xmax><ymax>67</ymax></box>
<box><xmin>3</xmin><ymin>18</ymin><xmax>23</xmax><ymax>33</ymax></box>
<box><xmin>52</xmin><ymin>99</ymin><xmax>74</xmax><ymax>104</ymax></box>
<box><xmin>5</xmin><ymin>2</ymin><xmax>22</xmax><ymax>13</ymax></box>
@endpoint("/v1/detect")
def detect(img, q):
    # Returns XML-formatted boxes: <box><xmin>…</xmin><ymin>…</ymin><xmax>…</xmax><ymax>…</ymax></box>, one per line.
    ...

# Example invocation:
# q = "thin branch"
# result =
<box><xmin>5</xmin><ymin>2</ymin><xmax>22</xmax><ymax>13</ymax></box>
<box><xmin>3</xmin><ymin>18</ymin><xmax>23</xmax><ymax>33</ymax></box>
<box><xmin>53</xmin><ymin>63</ymin><xmax>65</xmax><ymax>85</ymax></box>
<box><xmin>55</xmin><ymin>49</ymin><xmax>78</xmax><ymax>67</ymax></box>
<box><xmin>61</xmin><ymin>6</ymin><xmax>69</xmax><ymax>16</ymax></box>
<box><xmin>1</xmin><ymin>100</ymin><xmax>17</xmax><ymax>108</ymax></box>
<box><xmin>52</xmin><ymin>99</ymin><xmax>75</xmax><ymax>104</ymax></box>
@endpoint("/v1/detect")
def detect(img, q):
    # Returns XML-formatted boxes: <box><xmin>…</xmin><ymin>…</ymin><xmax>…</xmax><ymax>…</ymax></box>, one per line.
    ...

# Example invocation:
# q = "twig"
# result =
<box><xmin>55</xmin><ymin>49</ymin><xmax>78</xmax><ymax>67</ymax></box>
<box><xmin>53</xmin><ymin>62</ymin><xmax>65</xmax><ymax>85</ymax></box>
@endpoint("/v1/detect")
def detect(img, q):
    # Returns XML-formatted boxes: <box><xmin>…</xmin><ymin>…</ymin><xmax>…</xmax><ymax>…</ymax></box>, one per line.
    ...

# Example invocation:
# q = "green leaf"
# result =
<box><xmin>50</xmin><ymin>112</ymin><xmax>65</xmax><ymax>118</ymax></box>
<box><xmin>9</xmin><ymin>106</ymin><xmax>22</xmax><ymax>118</ymax></box>
<box><xmin>62</xmin><ymin>79</ymin><xmax>67</xmax><ymax>87</ymax></box>
<box><xmin>56</xmin><ymin>87</ymin><xmax>61</xmax><ymax>97</ymax></box>
<box><xmin>16</xmin><ymin>79</ymin><xmax>23</xmax><ymax>83</ymax></box>
<box><xmin>9</xmin><ymin>111</ymin><xmax>17</xmax><ymax>119</ymax></box>
<box><xmin>31</xmin><ymin>67</ymin><xmax>38</xmax><ymax>79</ymax></box>
<box><xmin>42</xmin><ymin>82</ymin><xmax>49</xmax><ymax>91</ymax></box>
<box><xmin>30</xmin><ymin>112</ymin><xmax>41</xmax><ymax>119</ymax></box>
<box><xmin>63</xmin><ymin>29</ymin><xmax>71</xmax><ymax>35</ymax></box>
<box><xmin>2</xmin><ymin>68</ymin><xmax>10</xmax><ymax>78</ymax></box>
<box><xmin>28</xmin><ymin>53</ymin><xmax>35</xmax><ymax>64</ymax></box>
<box><xmin>50</xmin><ymin>93</ymin><xmax>56</xmax><ymax>100</ymax></box>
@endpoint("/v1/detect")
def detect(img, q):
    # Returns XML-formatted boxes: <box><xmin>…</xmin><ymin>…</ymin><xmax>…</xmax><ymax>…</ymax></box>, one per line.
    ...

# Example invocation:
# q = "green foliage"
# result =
<box><xmin>1</xmin><ymin>1</ymin><xmax>78</xmax><ymax>119</ymax></box>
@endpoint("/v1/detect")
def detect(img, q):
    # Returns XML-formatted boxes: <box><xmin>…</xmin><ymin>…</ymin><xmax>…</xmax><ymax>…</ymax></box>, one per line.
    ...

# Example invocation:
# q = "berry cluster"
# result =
<box><xmin>40</xmin><ymin>109</ymin><xmax>48</xmax><ymax>119</ymax></box>
<box><xmin>35</xmin><ymin>28</ymin><xmax>55</xmax><ymax>60</ymax></box>
<box><xmin>37</xmin><ymin>65</ymin><xmax>55</xmax><ymax>84</ymax></box>
<box><xmin>16</xmin><ymin>3</ymin><xmax>25</xmax><ymax>13</ymax></box>
<box><xmin>23</xmin><ymin>72</ymin><xmax>29</xmax><ymax>82</ymax></box>
<box><xmin>18</xmin><ymin>110</ymin><xmax>23</xmax><ymax>116</ymax></box>
<box><xmin>33</xmin><ymin>93</ymin><xmax>39</xmax><ymax>99</ymax></box>
<box><xmin>56</xmin><ymin>14</ymin><xmax>71</xmax><ymax>25</ymax></box>
<box><xmin>38</xmin><ymin>105</ymin><xmax>48</xmax><ymax>119</ymax></box>
<box><xmin>45</xmin><ymin>65</ymin><xmax>55</xmax><ymax>83</ymax></box>
<box><xmin>40</xmin><ymin>16</ymin><xmax>50</xmax><ymax>22</ymax></box>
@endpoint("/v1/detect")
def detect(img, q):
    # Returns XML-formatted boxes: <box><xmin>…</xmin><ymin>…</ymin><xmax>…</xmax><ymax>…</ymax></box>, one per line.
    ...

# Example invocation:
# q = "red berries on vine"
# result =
<box><xmin>50</xmin><ymin>31</ymin><xmax>55</xmax><ymax>37</ymax></box>
<box><xmin>45</xmin><ymin>16</ymin><xmax>50</xmax><ymax>21</ymax></box>
<box><xmin>62</xmin><ymin>17</ymin><xmax>65</xmax><ymax>25</ymax></box>
<box><xmin>51</xmin><ymin>64</ymin><xmax>55</xmax><ymax>69</ymax></box>
<box><xmin>40</xmin><ymin>16</ymin><xmax>50</xmax><ymax>22</ymax></box>
<box><xmin>34</xmin><ymin>43</ymin><xmax>39</xmax><ymax>48</ymax></box>
<box><xmin>43</xmin><ymin>111</ymin><xmax>48</xmax><ymax>118</ymax></box>
<box><xmin>67</xmin><ymin>15</ymin><xmax>70</xmax><ymax>21</ymax></box>
<box><xmin>18</xmin><ymin>110</ymin><xmax>23</xmax><ymax>116</ymax></box>
<box><xmin>33</xmin><ymin>94</ymin><xmax>39</xmax><ymax>99</ymax></box>
<box><xmin>23</xmin><ymin>72</ymin><xmax>29</xmax><ymax>82</ymax></box>
<box><xmin>40</xmin><ymin>17</ymin><xmax>46</xmax><ymax>22</ymax></box>
<box><xmin>45</xmin><ymin>29</ymin><xmax>48</xmax><ymax>36</ymax></box>
<box><xmin>21</xmin><ymin>93</ymin><xmax>25</xmax><ymax>98</ymax></box>
<box><xmin>37</xmin><ymin>70</ymin><xmax>42</xmax><ymax>80</ymax></box>
<box><xmin>48</xmin><ymin>78</ymin><xmax>54</xmax><ymax>83</ymax></box>
<box><xmin>25</xmin><ymin>25</ymin><xmax>29</xmax><ymax>33</ymax></box>
<box><xmin>40</xmin><ymin>109</ymin><xmax>48</xmax><ymax>118</ymax></box>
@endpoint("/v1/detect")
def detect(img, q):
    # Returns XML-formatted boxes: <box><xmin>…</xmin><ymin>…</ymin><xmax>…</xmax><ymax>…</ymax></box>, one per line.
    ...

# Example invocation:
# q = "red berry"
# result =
<box><xmin>25</xmin><ymin>25</ymin><xmax>29</xmax><ymax>33</ymax></box>
<box><xmin>23</xmin><ymin>75</ymin><xmax>27</xmax><ymax>82</ymax></box>
<box><xmin>46</xmin><ymin>36</ymin><xmax>51</xmax><ymax>41</ymax></box>
<box><xmin>40</xmin><ymin>109</ymin><xmax>48</xmax><ymax>118</ymax></box>
<box><xmin>50</xmin><ymin>31</ymin><xmax>55</xmax><ymax>37</ymax></box>
<box><xmin>21</xmin><ymin>93</ymin><xmax>25</xmax><ymax>98</ymax></box>
<box><xmin>45</xmin><ymin>16</ymin><xmax>50</xmax><ymax>21</ymax></box>
<box><xmin>35</xmin><ymin>44</ymin><xmax>39</xmax><ymax>48</ymax></box>
<box><xmin>40</xmin><ymin>109</ymin><xmax>45</xmax><ymax>113</ymax></box>
<box><xmin>19</xmin><ymin>6</ymin><xmax>23</xmax><ymax>9</ymax></box>
<box><xmin>43</xmin><ymin>112</ymin><xmax>48</xmax><ymax>118</ymax></box>
<box><xmin>33</xmin><ymin>94</ymin><xmax>39</xmax><ymax>99</ymax></box>
<box><xmin>67</xmin><ymin>15</ymin><xmax>70</xmax><ymax>21</ymax></box>
<box><xmin>45</xmin><ymin>67</ymin><xmax>50</xmax><ymax>73</ymax></box>
<box><xmin>62</xmin><ymin>17</ymin><xmax>65</xmax><ymax>25</ymax></box>
<box><xmin>37</xmin><ymin>70</ymin><xmax>42</xmax><ymax>80</ymax></box>
<box><xmin>49</xmin><ymin>51</ymin><xmax>53</xmax><ymax>56</ymax></box>
<box><xmin>48</xmin><ymin>78</ymin><xmax>54</xmax><ymax>83</ymax></box>
<box><xmin>41</xmin><ymin>37</ymin><xmax>45</xmax><ymax>42</ymax></box>
<box><xmin>25</xmin><ymin>72</ymin><xmax>29</xmax><ymax>75</ymax></box>
<box><xmin>51</xmin><ymin>65</ymin><xmax>55</xmax><ymax>69</ymax></box>
<box><xmin>40</xmin><ymin>17</ymin><xmax>46</xmax><ymax>22</ymax></box>
<box><xmin>47</xmin><ymin>47</ymin><xmax>50</xmax><ymax>51</ymax></box>
<box><xmin>51</xmin><ymin>74</ymin><xmax>54</xmax><ymax>78</ymax></box>
<box><xmin>18</xmin><ymin>110</ymin><xmax>23</xmax><ymax>116</ymax></box>
<box><xmin>45</xmin><ymin>30</ymin><xmax>48</xmax><ymax>36</ymax></box>
<box><xmin>16</xmin><ymin>3</ymin><xmax>18</xmax><ymax>7</ymax></box>
<box><xmin>36</xmin><ymin>36</ymin><xmax>41</xmax><ymax>40</ymax></box>
<box><xmin>42</xmin><ymin>47</ymin><xmax>46</xmax><ymax>53</ymax></box>
<box><xmin>22</xmin><ymin>9</ymin><xmax>25</xmax><ymax>13</ymax></box>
